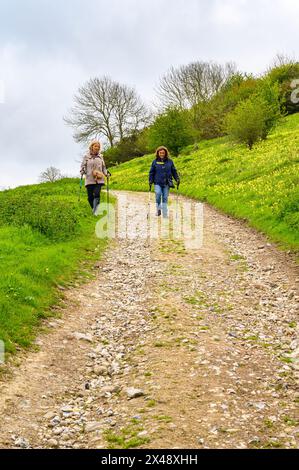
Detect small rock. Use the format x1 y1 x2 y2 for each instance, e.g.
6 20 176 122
49 416 61 428
253 402 266 411
126 388 145 399
48 438 58 448
85 422 102 433
44 411 57 420
14 437 30 449
57 285 66 291
73 332 93 343
93 366 108 376
212 336 221 342
102 385 121 394
53 427 63 436
61 406 73 413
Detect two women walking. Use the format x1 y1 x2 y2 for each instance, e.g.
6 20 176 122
149 146 180 218
80 141 180 219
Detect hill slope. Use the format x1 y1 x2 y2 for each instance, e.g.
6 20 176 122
110 114 299 250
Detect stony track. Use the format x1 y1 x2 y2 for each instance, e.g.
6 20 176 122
0 191 298 449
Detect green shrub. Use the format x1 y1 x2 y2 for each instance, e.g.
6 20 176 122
190 74 258 140
225 97 267 149
225 83 282 149
256 79 283 138
267 62 299 115
0 192 84 241
147 107 195 156
104 130 150 166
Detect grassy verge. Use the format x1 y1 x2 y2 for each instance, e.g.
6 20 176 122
0 178 112 356
109 114 299 251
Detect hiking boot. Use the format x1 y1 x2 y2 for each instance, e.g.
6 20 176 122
156 209 161 217
93 198 100 215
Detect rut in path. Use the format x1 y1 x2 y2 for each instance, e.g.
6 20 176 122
0 191 298 449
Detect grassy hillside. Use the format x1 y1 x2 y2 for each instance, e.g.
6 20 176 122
0 179 110 356
110 114 299 250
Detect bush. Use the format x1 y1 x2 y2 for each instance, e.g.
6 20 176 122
256 79 282 138
191 74 258 140
225 83 282 149
267 62 299 115
225 97 267 149
0 180 88 241
192 99 225 139
220 74 258 111
104 130 150 166
147 107 195 156
278 189 299 231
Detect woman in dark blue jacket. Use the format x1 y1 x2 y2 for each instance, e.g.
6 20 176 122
149 146 180 218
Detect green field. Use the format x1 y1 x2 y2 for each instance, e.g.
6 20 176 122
109 113 299 250
0 179 110 355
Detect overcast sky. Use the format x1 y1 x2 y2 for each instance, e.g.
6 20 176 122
0 0 298 188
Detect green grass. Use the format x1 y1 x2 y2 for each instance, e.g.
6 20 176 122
104 425 150 449
155 415 173 423
109 114 299 251
0 178 111 356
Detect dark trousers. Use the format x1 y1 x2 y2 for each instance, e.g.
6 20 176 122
86 184 103 209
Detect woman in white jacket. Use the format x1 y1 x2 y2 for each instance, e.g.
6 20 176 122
80 140 108 215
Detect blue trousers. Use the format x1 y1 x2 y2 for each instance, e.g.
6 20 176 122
154 184 169 217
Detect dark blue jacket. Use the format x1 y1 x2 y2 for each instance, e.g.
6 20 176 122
149 157 179 187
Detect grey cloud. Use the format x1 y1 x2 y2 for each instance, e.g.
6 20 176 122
0 0 298 188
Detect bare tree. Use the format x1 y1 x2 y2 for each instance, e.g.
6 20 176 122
39 167 63 183
155 66 186 109
270 53 296 69
64 76 150 147
112 82 151 140
156 61 236 109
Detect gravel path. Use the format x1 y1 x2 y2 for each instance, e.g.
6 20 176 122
0 191 298 449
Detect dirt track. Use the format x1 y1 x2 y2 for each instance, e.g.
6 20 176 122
0 191 298 449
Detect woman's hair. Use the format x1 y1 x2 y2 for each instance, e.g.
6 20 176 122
155 146 169 159
89 140 101 153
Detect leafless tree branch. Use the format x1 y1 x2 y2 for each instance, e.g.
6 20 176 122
39 167 63 183
64 76 150 147
156 61 236 109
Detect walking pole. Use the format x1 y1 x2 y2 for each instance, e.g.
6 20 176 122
106 170 111 220
78 176 83 202
176 174 180 221
147 184 152 220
